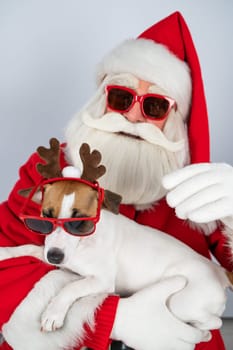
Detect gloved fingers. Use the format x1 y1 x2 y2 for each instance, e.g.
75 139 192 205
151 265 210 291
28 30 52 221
193 315 223 330
179 330 211 349
176 321 208 344
164 171 225 209
201 331 212 342
185 198 233 223
163 162 233 208
173 185 229 220
177 333 211 350
175 341 196 350
162 163 214 190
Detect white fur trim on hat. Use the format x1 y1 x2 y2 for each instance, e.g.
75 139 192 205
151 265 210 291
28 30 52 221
97 38 192 120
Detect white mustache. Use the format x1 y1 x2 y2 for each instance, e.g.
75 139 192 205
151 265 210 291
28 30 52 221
82 111 185 152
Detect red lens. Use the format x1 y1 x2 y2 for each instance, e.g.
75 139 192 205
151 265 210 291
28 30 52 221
143 96 170 119
107 87 134 111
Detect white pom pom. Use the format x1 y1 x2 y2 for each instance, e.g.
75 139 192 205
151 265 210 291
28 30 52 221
62 166 81 178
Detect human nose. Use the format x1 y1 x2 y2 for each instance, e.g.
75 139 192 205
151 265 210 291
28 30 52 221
123 101 145 123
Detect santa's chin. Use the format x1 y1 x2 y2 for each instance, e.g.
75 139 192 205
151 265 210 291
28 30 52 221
66 118 184 208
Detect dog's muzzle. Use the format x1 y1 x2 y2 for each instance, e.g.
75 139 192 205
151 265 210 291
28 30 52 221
47 247 65 265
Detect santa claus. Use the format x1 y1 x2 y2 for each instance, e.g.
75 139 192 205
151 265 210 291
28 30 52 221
0 11 233 350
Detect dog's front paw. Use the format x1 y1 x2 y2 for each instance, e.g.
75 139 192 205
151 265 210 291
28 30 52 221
40 299 67 332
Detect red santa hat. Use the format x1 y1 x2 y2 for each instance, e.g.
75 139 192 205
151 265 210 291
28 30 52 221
97 12 210 164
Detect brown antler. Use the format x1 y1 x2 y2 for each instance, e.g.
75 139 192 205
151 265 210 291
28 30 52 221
79 143 106 182
36 138 62 178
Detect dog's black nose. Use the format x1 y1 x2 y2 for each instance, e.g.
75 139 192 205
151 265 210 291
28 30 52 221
47 248 65 265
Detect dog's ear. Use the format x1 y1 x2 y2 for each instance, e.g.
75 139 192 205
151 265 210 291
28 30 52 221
18 187 43 204
102 190 122 214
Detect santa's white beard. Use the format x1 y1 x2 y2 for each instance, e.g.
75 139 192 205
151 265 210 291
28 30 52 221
65 111 189 208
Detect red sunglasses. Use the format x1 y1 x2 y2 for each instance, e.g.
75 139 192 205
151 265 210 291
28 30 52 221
19 178 104 237
105 85 177 121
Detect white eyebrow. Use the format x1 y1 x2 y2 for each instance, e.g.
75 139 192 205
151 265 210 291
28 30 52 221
59 193 75 218
106 73 139 89
148 84 168 95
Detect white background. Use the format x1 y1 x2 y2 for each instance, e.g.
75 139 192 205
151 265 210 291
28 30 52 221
0 0 233 316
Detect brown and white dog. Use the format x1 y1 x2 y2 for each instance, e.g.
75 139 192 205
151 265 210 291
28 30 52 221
0 139 232 335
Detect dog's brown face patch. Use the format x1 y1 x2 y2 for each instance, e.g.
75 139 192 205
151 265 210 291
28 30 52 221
42 181 99 218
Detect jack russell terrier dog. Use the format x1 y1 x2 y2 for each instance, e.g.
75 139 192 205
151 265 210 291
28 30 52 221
0 138 232 335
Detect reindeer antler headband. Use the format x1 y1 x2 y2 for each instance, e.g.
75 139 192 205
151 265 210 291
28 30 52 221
36 138 62 178
19 138 122 216
36 138 106 183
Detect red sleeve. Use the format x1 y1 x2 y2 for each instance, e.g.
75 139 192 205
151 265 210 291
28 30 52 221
0 149 119 350
0 257 54 326
0 151 56 328
207 228 233 271
84 296 120 350
0 152 45 247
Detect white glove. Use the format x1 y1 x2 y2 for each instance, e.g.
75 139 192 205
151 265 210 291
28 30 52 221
111 276 208 350
166 259 228 331
162 163 233 230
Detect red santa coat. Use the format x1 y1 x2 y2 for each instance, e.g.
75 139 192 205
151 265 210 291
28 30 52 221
0 144 232 350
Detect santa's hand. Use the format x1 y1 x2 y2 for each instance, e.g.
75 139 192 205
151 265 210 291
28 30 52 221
111 276 208 350
163 163 233 230
167 259 228 332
